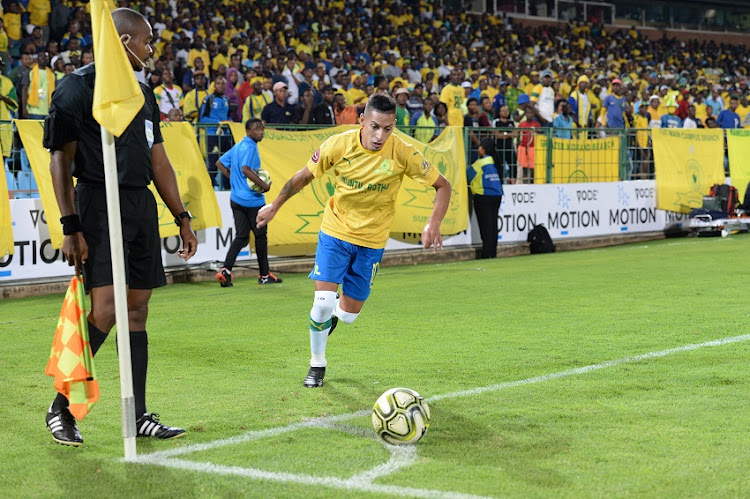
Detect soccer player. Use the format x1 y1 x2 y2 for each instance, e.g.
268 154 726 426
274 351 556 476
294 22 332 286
256 94 451 388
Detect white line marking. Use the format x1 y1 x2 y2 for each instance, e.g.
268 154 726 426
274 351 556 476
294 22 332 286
143 457 489 499
132 334 750 498
428 334 750 402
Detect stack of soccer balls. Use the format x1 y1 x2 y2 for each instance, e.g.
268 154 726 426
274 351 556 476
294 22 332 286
371 387 430 445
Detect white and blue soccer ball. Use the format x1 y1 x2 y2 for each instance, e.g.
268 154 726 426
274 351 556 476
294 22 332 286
247 169 271 192
371 387 430 445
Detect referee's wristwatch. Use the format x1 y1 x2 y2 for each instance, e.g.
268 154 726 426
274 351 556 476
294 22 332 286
174 211 193 226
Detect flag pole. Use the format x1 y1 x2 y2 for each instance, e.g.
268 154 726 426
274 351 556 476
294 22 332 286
101 126 137 460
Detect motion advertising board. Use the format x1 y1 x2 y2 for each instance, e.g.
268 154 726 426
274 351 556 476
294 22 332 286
494 180 688 243
0 181 687 282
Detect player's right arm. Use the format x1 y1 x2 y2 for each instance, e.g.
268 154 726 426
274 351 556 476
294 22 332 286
256 166 314 227
50 142 88 271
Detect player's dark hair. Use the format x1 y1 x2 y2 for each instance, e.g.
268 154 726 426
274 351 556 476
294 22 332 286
467 97 479 106
365 94 397 115
245 117 263 130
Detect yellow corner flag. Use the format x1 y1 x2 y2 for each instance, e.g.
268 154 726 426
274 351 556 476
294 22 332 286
91 0 144 137
45 276 99 420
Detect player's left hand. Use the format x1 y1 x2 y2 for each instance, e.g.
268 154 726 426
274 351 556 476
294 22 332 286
178 223 198 261
421 223 444 253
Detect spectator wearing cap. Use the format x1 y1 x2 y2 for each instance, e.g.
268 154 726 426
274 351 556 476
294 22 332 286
311 84 336 125
182 57 205 92
262 80 296 124
347 73 367 107
648 95 664 127
394 87 411 130
468 76 488 102
51 55 64 80
602 78 626 129
568 75 592 128
182 69 208 123
660 99 683 128
484 74 500 103
439 68 465 126
530 69 555 126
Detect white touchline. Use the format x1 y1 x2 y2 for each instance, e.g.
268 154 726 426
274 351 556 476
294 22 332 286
131 334 750 497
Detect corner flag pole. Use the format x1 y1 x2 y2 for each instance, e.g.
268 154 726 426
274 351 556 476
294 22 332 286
100 127 137 460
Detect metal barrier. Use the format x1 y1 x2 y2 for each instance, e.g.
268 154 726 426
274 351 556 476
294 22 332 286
3 120 735 196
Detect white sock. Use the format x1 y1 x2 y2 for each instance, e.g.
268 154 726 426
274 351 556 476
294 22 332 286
309 291 337 367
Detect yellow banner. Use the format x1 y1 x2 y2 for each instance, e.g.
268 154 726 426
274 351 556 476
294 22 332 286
227 124 468 248
15 119 65 247
534 135 620 183
652 129 725 213
727 129 750 204
0 157 12 257
148 122 222 237
16 119 221 248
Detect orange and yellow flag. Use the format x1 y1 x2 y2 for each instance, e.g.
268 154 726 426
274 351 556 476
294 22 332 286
44 276 99 420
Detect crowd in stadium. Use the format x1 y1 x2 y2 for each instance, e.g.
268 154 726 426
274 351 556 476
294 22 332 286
2 1 750 128
2 0 750 171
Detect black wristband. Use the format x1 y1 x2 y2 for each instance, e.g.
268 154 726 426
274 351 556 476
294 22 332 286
61 214 83 235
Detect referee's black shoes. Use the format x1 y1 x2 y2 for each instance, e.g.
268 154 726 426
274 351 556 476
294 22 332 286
136 413 186 439
46 407 83 447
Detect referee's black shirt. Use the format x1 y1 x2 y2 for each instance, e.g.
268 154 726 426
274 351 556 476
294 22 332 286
44 63 164 188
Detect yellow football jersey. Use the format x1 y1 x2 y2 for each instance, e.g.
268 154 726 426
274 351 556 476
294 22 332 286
306 129 440 248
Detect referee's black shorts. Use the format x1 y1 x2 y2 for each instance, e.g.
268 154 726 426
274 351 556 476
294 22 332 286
75 183 166 290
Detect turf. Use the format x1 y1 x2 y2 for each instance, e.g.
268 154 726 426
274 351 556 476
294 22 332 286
1 236 749 497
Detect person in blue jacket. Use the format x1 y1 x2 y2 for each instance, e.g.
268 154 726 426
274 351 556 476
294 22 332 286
467 137 504 259
660 100 683 129
199 74 233 188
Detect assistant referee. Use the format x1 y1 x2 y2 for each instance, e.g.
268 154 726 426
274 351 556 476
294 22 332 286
43 8 197 447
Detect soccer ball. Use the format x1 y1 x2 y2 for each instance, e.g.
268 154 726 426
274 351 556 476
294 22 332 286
371 387 430 445
247 169 271 192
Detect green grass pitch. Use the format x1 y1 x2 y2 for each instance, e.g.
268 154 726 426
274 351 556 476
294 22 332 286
1 236 749 497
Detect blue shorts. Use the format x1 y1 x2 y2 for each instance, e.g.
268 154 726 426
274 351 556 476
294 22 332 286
308 232 385 302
